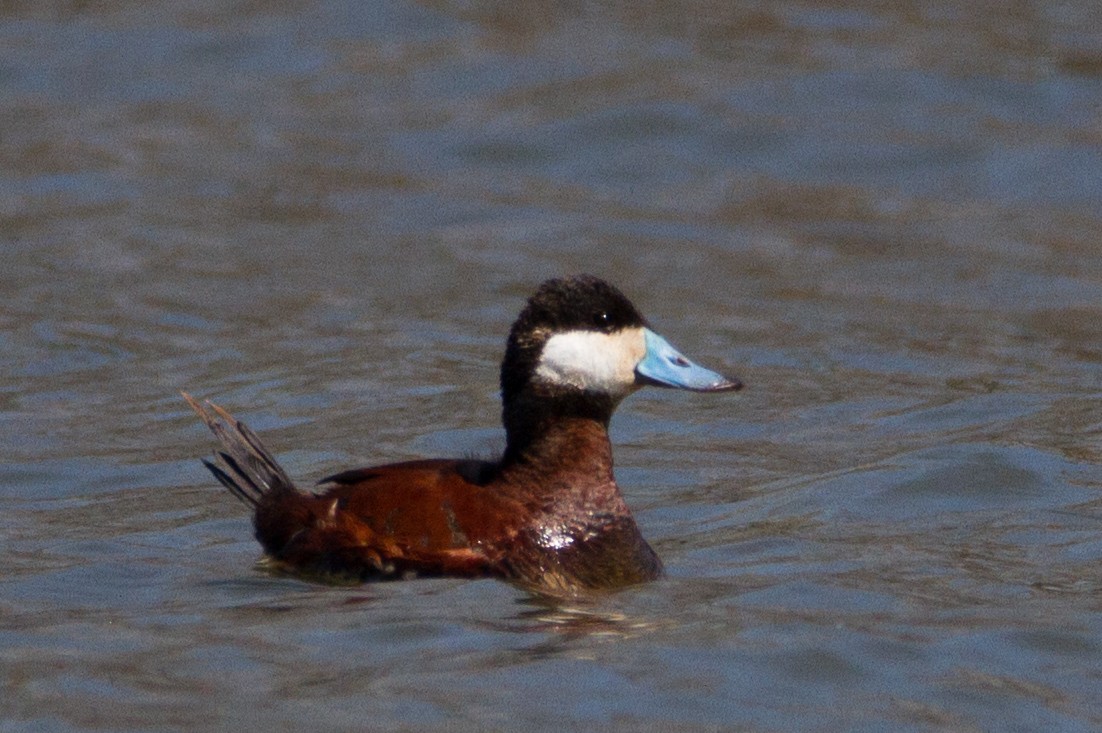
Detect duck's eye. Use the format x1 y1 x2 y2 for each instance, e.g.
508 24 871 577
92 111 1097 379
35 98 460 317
592 311 611 328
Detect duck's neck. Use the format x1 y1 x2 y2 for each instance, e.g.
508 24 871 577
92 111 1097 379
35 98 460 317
499 390 629 515
502 387 614 463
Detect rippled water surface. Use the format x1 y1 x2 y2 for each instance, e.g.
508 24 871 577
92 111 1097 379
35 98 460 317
3 1 1102 730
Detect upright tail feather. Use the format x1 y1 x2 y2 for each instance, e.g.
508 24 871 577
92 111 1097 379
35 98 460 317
182 392 297 507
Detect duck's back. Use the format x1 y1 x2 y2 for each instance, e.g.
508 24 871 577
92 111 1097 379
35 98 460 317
253 459 523 582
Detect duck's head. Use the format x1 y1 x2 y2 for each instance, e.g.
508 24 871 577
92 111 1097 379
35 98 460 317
500 275 742 441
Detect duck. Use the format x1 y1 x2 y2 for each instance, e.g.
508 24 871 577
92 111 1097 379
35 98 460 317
184 275 742 595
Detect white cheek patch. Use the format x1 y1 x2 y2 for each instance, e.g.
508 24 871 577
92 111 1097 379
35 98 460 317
534 327 647 399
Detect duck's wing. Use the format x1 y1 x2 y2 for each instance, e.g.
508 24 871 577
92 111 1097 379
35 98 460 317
252 459 523 582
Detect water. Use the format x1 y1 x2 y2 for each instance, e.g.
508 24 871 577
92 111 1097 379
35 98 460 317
3 1 1102 730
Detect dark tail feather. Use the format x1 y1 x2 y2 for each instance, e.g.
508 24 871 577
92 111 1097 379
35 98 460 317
183 392 297 507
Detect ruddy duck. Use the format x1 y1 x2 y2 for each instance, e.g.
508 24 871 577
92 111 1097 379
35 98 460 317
185 275 741 594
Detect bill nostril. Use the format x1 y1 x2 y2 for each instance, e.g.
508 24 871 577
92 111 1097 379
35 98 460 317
671 356 689 367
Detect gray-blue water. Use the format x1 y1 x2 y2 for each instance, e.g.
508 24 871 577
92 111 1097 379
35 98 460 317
3 2 1102 730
